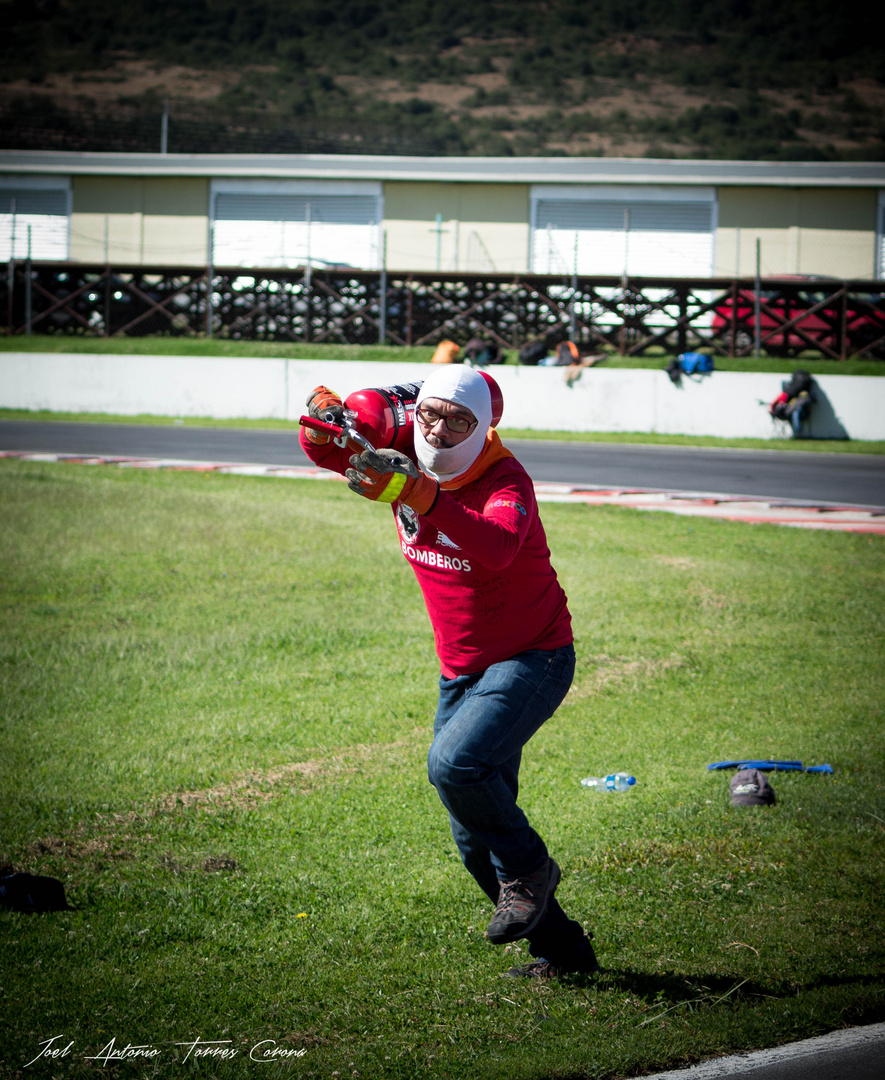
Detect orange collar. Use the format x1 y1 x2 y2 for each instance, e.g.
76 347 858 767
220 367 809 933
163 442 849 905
438 429 514 491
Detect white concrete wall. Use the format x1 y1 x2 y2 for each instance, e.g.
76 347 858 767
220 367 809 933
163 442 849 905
1 352 882 441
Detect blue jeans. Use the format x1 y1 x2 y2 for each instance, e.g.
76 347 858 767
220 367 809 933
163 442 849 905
428 644 593 967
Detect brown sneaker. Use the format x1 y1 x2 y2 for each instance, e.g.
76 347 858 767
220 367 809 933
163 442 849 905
485 858 561 944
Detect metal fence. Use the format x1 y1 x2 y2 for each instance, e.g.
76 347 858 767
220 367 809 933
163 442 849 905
3 261 884 359
0 91 448 157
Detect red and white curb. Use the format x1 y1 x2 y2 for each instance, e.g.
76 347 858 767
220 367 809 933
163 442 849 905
0 451 333 481
533 482 885 534
3 451 884 535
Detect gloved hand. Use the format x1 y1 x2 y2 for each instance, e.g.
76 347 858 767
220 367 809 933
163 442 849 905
304 385 345 444
345 448 439 514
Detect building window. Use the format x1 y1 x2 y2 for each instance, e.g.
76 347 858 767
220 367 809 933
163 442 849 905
0 179 70 260
210 181 383 270
530 185 716 277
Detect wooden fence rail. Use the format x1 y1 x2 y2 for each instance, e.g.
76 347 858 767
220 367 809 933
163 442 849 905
3 262 884 359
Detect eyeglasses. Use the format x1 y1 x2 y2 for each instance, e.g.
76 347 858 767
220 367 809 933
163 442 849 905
415 406 477 433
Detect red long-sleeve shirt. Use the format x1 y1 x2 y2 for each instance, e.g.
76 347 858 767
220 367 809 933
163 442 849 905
300 430 572 677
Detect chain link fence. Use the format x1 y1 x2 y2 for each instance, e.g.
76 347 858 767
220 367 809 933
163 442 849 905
0 91 452 157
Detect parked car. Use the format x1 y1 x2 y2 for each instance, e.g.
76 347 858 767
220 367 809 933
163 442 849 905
712 277 885 358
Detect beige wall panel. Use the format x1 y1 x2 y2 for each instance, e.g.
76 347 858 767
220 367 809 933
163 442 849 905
455 221 530 273
718 185 874 231
71 213 145 263
72 176 208 216
384 182 529 224
795 229 877 278
715 227 794 277
797 188 875 231
384 219 530 272
716 186 876 277
797 189 876 277
719 186 799 229
383 181 530 271
141 178 208 217
384 219 439 271
72 176 144 215
71 177 209 263
142 216 208 264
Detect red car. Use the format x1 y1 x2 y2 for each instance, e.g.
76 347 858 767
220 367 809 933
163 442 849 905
712 278 885 359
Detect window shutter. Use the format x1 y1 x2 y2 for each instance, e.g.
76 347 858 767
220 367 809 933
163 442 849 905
214 194 378 226
0 186 69 259
535 199 712 233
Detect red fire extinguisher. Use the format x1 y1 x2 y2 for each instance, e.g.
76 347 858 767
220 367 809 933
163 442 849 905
303 374 504 453
342 382 423 453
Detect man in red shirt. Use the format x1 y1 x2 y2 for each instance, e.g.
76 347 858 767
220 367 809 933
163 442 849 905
300 366 598 978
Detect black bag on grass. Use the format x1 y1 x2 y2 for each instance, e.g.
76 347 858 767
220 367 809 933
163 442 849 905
464 338 503 365
518 340 549 366
0 872 70 912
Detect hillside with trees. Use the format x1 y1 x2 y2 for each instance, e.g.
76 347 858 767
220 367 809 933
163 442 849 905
1 0 882 159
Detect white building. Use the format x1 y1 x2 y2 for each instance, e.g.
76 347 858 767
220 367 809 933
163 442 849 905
1 151 883 279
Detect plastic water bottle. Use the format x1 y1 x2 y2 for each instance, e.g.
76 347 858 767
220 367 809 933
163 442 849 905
581 773 636 792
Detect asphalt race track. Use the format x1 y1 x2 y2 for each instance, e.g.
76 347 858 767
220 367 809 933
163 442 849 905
507 438 885 508
1 420 883 510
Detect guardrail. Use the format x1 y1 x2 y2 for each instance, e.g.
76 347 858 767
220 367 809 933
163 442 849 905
2 262 884 359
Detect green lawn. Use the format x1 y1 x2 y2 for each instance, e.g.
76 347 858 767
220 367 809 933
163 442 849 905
1 460 884 1079
1 334 883 377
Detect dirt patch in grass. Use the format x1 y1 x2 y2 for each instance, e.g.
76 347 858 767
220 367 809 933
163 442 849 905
26 836 134 861
570 653 689 698
153 732 425 815
654 555 697 571
688 582 734 613
576 834 772 872
13 733 427 873
201 855 240 873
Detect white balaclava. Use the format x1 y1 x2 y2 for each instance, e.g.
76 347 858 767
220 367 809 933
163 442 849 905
414 366 493 481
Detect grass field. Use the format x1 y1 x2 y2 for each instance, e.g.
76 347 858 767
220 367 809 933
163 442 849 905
2 458 884 1079
1 334 883 378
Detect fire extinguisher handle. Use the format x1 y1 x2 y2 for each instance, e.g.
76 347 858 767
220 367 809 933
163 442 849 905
340 428 376 453
299 415 377 454
300 415 344 438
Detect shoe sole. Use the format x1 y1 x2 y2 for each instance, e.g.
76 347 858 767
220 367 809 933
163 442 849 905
503 960 602 979
486 858 562 944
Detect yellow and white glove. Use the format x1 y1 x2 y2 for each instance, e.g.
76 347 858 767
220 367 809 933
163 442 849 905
345 449 438 514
